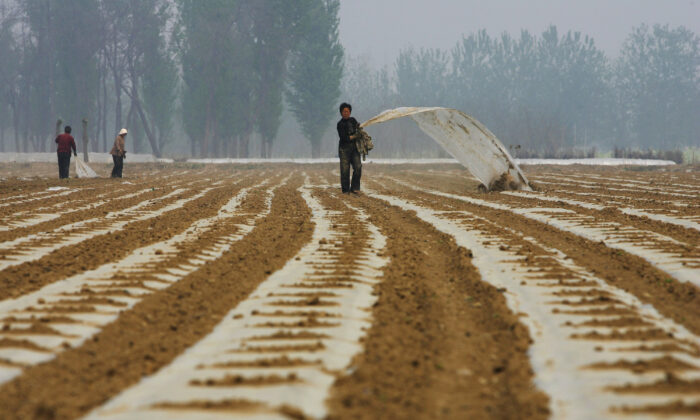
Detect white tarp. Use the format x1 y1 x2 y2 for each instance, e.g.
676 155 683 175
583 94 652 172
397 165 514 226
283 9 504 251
362 107 532 190
75 156 99 178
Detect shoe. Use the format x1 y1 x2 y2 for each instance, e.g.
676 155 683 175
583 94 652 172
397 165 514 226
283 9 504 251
350 190 361 195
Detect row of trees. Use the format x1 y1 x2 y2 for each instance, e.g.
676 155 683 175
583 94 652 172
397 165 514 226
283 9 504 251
0 2 697 158
342 24 700 157
0 0 343 157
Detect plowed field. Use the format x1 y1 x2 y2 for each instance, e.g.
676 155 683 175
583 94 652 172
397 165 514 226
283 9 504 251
0 162 698 420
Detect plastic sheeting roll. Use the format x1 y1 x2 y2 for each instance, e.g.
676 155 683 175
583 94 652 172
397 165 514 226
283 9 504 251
75 156 98 178
362 107 531 191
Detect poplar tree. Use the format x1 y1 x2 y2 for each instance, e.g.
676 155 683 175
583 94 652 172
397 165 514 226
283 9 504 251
286 0 343 158
615 24 700 149
249 0 315 158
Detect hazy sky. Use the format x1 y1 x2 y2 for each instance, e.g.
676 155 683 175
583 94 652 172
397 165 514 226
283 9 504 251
339 0 700 67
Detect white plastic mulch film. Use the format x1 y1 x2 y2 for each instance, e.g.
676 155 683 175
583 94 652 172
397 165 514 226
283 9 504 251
75 156 98 178
362 107 531 191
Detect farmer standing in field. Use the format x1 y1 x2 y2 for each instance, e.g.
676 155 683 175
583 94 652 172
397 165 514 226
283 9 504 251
110 128 127 178
337 102 362 194
55 125 77 179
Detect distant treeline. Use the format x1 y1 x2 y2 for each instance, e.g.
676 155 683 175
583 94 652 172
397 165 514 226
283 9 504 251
0 0 343 158
612 148 684 164
342 25 700 158
507 146 684 164
511 146 597 160
0 1 698 158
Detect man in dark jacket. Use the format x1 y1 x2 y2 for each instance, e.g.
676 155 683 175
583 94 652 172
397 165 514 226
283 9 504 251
55 126 77 179
337 102 361 194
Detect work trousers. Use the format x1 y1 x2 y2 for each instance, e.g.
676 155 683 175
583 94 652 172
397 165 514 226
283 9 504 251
111 155 123 178
339 142 362 193
57 152 71 179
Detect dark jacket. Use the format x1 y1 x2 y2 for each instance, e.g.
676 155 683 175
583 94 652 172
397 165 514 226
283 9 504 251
337 117 359 145
55 134 77 154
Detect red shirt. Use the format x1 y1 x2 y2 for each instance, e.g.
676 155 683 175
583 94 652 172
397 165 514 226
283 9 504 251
55 134 77 154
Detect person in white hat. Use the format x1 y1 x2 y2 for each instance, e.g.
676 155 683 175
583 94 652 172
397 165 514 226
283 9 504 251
110 128 128 178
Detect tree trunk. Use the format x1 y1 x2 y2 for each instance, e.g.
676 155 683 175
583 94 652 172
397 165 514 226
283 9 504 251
95 94 101 153
54 119 62 153
211 125 218 158
266 139 273 158
201 115 211 157
211 133 218 157
157 129 166 155
45 1 55 155
82 119 89 162
132 96 161 157
125 103 136 153
229 136 238 158
31 135 41 152
240 130 250 158
200 92 215 157
114 72 123 134
94 58 102 152
311 138 321 159
102 65 108 152
22 126 28 152
12 101 20 152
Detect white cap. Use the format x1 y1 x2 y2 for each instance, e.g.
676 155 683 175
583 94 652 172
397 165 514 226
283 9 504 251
119 128 128 135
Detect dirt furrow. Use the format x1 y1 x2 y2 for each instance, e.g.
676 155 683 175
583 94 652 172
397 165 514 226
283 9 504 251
539 171 700 191
0 187 78 211
398 167 699 210
368 177 700 335
0 176 255 301
0 175 214 246
0 176 224 270
0 185 171 240
0 163 696 419
0 174 312 420
428 169 700 241
501 190 700 237
381 174 699 286
0 183 198 250
84 178 386 419
529 180 696 205
0 178 282 385
390 168 700 229
0 173 143 203
324 181 549 419
0 172 179 217
366 187 700 418
0 176 177 232
531 176 699 201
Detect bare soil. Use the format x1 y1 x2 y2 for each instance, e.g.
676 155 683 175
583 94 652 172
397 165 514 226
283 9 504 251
0 163 697 419
0 173 312 420
324 183 549 420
